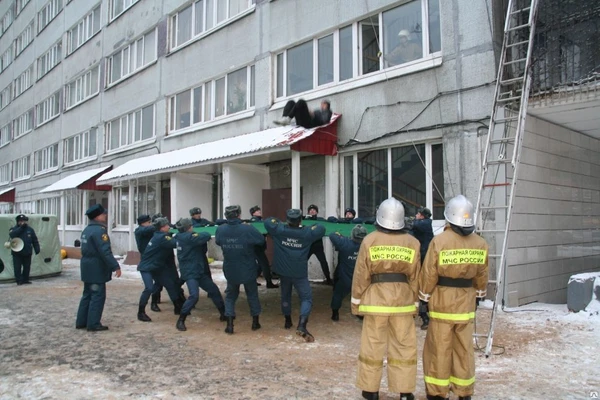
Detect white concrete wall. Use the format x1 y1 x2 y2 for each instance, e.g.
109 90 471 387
170 172 213 223
506 116 600 305
222 163 269 220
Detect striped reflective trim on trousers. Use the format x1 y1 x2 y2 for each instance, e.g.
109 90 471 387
358 354 383 367
429 311 475 321
387 357 417 366
424 375 475 387
358 304 417 314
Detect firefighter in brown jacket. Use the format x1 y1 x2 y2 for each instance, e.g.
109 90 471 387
420 195 489 400
351 198 420 400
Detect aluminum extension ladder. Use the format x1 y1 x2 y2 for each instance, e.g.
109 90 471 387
473 0 540 357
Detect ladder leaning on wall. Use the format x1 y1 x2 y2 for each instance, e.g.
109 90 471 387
473 0 540 357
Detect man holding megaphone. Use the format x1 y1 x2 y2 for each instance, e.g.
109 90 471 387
8 214 40 285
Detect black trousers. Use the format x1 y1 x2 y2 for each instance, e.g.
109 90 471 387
13 254 31 284
255 246 274 283
308 240 331 281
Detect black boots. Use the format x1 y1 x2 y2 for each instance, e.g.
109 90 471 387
174 298 184 315
420 312 430 330
151 293 161 312
176 314 188 331
252 315 261 331
361 391 379 400
296 316 314 342
426 396 447 400
331 309 339 321
458 397 472 400
219 306 227 321
225 317 234 334
266 281 279 289
401 393 415 400
137 305 152 322
284 315 293 329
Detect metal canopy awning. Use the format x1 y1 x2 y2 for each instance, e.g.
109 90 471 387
97 114 340 185
40 165 113 193
0 187 15 202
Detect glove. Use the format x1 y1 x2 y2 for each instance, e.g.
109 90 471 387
326 216 338 223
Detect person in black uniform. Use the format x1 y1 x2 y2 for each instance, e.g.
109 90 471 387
135 214 162 312
327 207 364 224
136 218 183 322
304 204 332 285
76 205 121 331
175 218 226 331
249 205 278 289
412 207 434 330
216 205 266 334
329 225 367 321
9 214 40 285
265 209 326 342
190 207 213 278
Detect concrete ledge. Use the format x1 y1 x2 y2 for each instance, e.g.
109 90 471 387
567 271 600 312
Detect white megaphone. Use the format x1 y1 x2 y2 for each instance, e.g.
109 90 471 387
3 238 24 252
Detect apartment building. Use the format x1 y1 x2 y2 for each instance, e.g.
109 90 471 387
3 0 595 305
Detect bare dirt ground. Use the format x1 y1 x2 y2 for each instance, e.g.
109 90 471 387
0 260 598 400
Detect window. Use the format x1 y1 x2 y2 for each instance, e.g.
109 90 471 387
13 109 34 139
343 142 444 219
14 20 34 57
1 8 14 36
109 0 139 21
64 128 97 164
0 84 11 110
106 28 156 86
170 0 255 49
0 46 12 72
36 91 61 126
66 4 101 55
0 163 10 184
0 124 9 147
65 190 83 226
275 0 440 97
36 197 59 219
12 155 31 180
65 64 100 109
13 65 33 98
114 186 129 226
38 0 63 33
134 181 158 217
16 0 31 15
0 203 13 213
37 41 62 79
15 201 35 214
106 104 154 151
169 65 254 132
34 143 59 173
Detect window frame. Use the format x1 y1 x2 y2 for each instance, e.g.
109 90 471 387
38 0 63 34
0 162 10 184
37 40 62 80
1 8 14 37
64 64 100 110
13 19 35 58
274 0 441 99
0 123 10 147
0 83 11 110
13 64 34 98
36 91 61 127
168 64 255 133
63 128 97 166
109 0 139 22
12 154 31 181
66 3 101 55
12 108 34 139
105 27 157 87
64 190 83 227
34 143 59 174
105 103 155 152
340 141 444 220
16 0 31 16
0 46 13 73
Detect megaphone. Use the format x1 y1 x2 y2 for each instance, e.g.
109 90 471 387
3 238 24 252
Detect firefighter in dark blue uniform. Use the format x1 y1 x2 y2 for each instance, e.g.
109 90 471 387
75 205 121 331
175 218 226 331
136 218 183 322
412 207 434 330
134 214 163 312
304 204 333 285
190 207 213 278
249 205 278 289
216 205 265 334
265 209 326 342
329 225 367 321
8 214 40 285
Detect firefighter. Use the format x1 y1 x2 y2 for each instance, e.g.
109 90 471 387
216 205 266 334
329 225 367 321
352 198 420 400
135 214 162 312
265 209 325 342
420 195 489 400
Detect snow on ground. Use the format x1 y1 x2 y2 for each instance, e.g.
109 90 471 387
0 259 599 399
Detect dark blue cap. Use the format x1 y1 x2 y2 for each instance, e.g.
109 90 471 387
137 214 151 225
286 209 302 224
85 204 106 220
